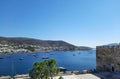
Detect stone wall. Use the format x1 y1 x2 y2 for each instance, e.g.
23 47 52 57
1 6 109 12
96 46 120 72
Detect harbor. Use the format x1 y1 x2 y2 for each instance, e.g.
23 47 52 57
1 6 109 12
0 51 96 77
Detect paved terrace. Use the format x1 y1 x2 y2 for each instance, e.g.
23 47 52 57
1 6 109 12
53 74 101 79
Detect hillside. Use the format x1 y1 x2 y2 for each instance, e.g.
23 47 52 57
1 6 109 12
0 37 92 53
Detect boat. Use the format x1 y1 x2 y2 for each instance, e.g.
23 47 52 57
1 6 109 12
59 67 67 71
33 54 39 57
19 58 24 60
50 53 54 55
42 56 49 59
0 57 4 59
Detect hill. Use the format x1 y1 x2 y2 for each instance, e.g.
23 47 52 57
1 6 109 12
103 43 119 46
0 37 92 53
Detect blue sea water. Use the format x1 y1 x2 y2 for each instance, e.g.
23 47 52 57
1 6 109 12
0 50 96 76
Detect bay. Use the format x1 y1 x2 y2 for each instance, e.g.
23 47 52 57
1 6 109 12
0 50 96 76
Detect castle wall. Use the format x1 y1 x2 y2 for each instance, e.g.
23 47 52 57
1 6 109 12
96 46 120 72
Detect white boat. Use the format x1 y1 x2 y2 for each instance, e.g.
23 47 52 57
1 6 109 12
59 67 67 71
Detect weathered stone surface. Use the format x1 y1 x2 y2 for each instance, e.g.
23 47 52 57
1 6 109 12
96 45 120 72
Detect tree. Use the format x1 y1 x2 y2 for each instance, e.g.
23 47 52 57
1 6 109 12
26 46 35 52
29 59 60 79
47 59 59 79
29 62 46 79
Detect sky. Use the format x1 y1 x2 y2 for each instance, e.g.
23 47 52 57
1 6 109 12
0 0 120 47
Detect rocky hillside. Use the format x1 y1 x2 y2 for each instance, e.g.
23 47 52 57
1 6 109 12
0 37 92 53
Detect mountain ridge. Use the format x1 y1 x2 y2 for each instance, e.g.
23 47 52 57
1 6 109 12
103 43 120 46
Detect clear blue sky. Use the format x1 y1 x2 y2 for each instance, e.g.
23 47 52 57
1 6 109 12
0 0 120 47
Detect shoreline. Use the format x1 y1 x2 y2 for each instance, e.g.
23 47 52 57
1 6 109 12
0 49 93 54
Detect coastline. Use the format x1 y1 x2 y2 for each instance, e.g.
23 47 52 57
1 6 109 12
0 49 93 54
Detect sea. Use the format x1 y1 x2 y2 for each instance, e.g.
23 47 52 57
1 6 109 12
0 50 96 76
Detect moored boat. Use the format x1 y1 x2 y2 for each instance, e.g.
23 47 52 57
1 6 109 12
0 57 4 59
33 54 39 57
59 67 67 71
19 58 24 60
42 56 49 59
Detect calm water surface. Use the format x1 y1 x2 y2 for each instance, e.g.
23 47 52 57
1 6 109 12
0 50 96 76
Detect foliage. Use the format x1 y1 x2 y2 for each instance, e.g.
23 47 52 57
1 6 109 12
26 46 35 52
29 59 60 79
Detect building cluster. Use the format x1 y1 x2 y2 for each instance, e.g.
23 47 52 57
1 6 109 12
0 44 29 53
0 43 73 53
